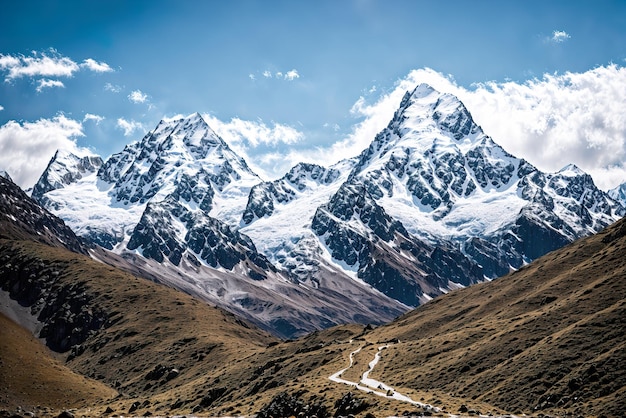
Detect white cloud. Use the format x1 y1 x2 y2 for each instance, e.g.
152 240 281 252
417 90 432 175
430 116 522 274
83 113 104 124
0 54 20 70
81 58 113 73
203 114 303 148
0 114 90 188
128 89 148 103
36 78 65 92
0 105 4 111
284 69 300 81
116 118 144 136
249 68 301 82
104 82 122 93
345 66 626 190
0 50 79 81
550 30 571 43
0 50 113 91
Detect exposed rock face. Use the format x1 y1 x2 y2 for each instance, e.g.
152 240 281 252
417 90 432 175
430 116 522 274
312 182 483 306
127 196 275 276
256 392 329 418
0 175 86 254
0 247 107 352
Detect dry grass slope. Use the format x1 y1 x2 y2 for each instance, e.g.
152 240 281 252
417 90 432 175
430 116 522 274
0 312 117 414
0 238 278 416
363 216 626 417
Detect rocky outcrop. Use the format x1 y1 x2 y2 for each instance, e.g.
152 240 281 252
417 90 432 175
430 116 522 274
0 246 107 352
257 392 330 418
312 181 483 306
0 175 86 254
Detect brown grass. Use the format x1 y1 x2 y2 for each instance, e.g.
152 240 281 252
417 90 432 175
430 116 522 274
0 312 116 415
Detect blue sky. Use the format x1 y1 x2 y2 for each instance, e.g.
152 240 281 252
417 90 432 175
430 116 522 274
1 0 626 190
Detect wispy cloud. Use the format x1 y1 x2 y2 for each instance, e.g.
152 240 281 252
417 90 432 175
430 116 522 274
116 118 144 136
80 58 113 73
0 49 113 82
0 114 89 188
249 68 301 81
83 113 104 124
548 30 571 43
323 122 340 131
36 78 65 92
128 89 148 103
104 82 122 93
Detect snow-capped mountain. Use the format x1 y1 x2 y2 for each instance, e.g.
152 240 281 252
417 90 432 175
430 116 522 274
340 84 623 278
32 113 407 338
0 170 13 182
243 84 623 305
609 182 626 207
31 150 103 203
32 87 624 336
240 160 356 279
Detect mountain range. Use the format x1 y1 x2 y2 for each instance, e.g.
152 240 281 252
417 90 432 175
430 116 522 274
28 84 625 338
1 170 624 417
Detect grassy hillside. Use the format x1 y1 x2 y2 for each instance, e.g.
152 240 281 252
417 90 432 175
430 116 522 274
0 238 279 416
0 312 116 415
360 216 626 416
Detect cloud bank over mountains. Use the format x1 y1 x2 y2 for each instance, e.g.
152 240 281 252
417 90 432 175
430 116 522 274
1 64 625 191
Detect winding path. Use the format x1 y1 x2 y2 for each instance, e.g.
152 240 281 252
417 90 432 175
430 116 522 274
329 342 439 413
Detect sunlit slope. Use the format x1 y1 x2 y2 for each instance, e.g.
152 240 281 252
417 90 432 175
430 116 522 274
363 216 626 416
0 312 117 413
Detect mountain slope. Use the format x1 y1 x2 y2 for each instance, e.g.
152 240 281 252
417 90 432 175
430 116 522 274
240 159 356 278
359 215 626 417
0 175 279 415
609 181 626 207
0 312 116 413
0 175 86 254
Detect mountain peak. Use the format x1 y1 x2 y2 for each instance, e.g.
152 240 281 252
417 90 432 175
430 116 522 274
557 163 585 177
410 82 437 98
31 149 103 201
0 169 12 182
394 84 483 144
